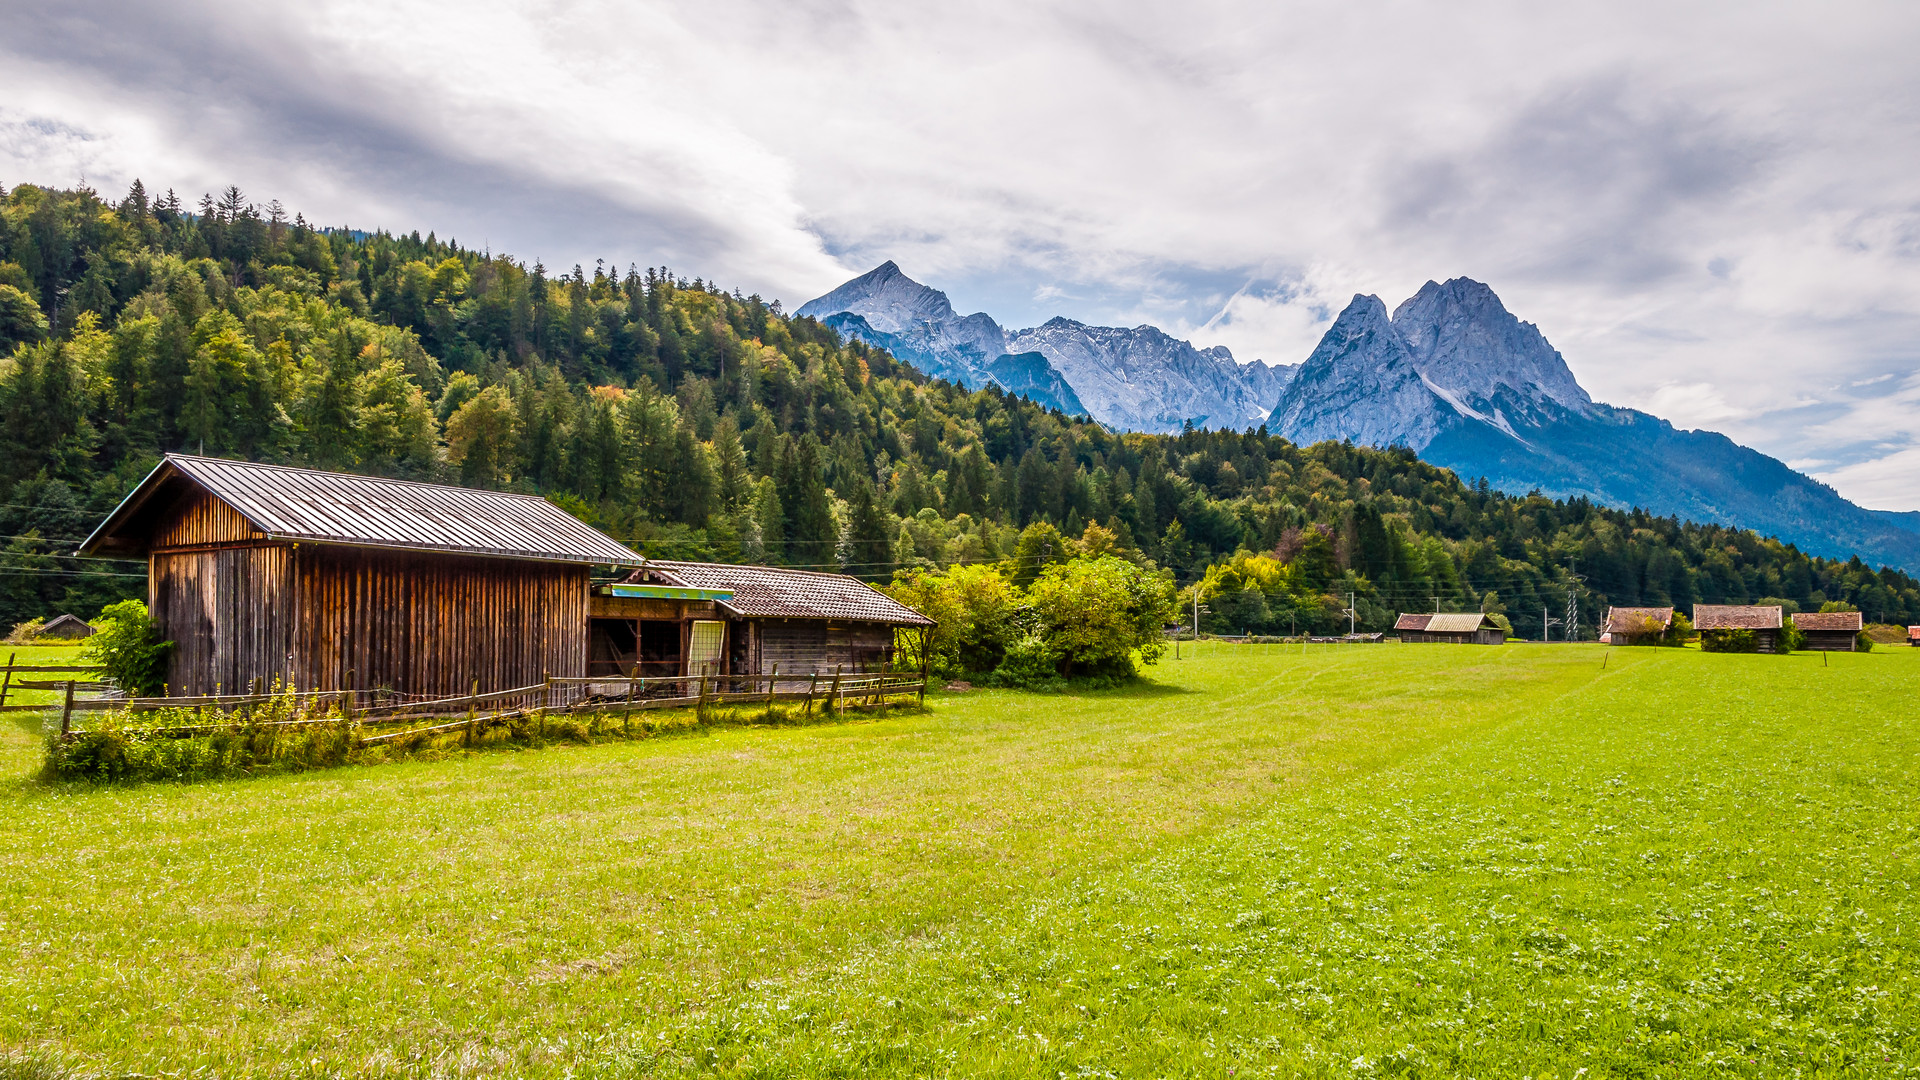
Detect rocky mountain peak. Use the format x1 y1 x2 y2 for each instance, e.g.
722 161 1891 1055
1390 277 1592 417
797 261 959 334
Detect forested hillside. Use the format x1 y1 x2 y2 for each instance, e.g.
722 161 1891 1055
3 181 1917 636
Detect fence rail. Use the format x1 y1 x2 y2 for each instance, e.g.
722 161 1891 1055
16 660 927 746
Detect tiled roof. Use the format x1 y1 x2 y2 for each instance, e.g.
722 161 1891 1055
1605 607 1674 634
1394 613 1432 631
637 561 934 626
1693 604 1783 630
83 455 644 565
1792 611 1863 632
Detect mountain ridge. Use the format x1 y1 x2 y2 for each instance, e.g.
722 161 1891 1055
1266 279 1920 571
800 264 1295 432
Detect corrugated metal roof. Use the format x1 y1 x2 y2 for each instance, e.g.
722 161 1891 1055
1792 611 1862 632
1426 612 1493 633
1693 604 1783 630
1605 607 1674 633
637 561 934 626
83 454 644 565
1394 612 1496 633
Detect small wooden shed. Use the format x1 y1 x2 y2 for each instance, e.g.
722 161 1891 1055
1603 607 1674 646
1394 612 1507 645
1692 605 1784 653
1910 626 1920 647
593 561 934 678
1792 611 1862 652
80 454 644 697
37 614 95 640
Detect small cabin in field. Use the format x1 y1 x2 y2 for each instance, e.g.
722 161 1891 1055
80 454 645 697
1792 611 1863 652
1910 626 1920 647
594 561 934 678
1692 605 1785 653
37 614 95 640
1602 606 1674 646
1394 612 1507 645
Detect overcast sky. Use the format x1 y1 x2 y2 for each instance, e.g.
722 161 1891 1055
5 0 1919 508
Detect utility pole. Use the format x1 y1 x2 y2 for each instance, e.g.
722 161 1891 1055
1566 584 1579 642
1344 591 1357 636
1432 596 1440 613
1542 604 1562 642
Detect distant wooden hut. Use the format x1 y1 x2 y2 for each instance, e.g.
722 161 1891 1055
1602 606 1674 646
1793 611 1863 652
595 561 934 678
1394 612 1507 644
80 454 644 697
1909 626 1920 647
1692 605 1784 653
37 614 94 640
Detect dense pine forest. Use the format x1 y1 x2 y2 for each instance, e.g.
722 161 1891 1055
3 180 1917 637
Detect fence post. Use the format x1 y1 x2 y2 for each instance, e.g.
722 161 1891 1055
805 671 819 716
0 650 14 710
828 665 844 717
467 678 479 741
60 679 75 736
765 663 779 711
919 627 931 706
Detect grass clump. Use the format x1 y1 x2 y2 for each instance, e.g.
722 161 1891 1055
41 692 896 784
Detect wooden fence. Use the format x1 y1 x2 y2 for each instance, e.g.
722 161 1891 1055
3 655 926 747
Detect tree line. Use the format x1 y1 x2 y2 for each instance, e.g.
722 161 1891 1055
3 180 1917 638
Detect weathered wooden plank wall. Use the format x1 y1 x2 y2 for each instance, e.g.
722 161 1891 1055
290 546 587 696
152 545 295 695
755 620 893 674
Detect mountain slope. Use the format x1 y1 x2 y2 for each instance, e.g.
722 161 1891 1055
1267 279 1920 571
801 264 1293 432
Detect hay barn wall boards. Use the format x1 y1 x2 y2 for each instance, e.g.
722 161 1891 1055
81 455 642 697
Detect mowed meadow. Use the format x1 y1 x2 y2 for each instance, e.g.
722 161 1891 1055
1 644 1916 1078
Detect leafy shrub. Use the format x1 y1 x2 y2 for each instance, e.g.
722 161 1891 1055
987 634 1067 692
1023 555 1176 679
886 563 1026 678
1864 623 1907 645
5 617 43 645
1663 610 1695 646
1484 612 1514 635
1700 628 1758 653
1780 619 1806 653
82 600 172 696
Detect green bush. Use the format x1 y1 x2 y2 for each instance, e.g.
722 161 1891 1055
1023 555 1177 680
885 563 1025 678
1699 628 1758 653
1662 610 1695 646
82 600 173 696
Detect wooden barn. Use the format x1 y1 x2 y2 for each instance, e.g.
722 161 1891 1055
37 614 95 640
1602 606 1674 646
592 561 934 678
1910 626 1920 647
80 454 644 697
1394 612 1507 645
1692 605 1785 653
1792 610 1863 652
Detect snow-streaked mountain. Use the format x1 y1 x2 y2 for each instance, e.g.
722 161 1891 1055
1266 279 1920 571
800 263 1294 432
1004 319 1293 432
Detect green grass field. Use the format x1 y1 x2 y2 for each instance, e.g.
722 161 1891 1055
2 643 1915 1078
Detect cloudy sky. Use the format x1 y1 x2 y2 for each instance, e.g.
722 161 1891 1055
6 0 1919 508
